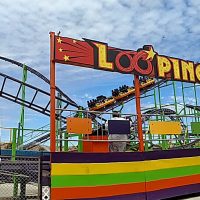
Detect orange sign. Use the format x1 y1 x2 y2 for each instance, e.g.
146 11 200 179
67 117 92 134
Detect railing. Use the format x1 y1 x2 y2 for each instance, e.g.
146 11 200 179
56 109 200 152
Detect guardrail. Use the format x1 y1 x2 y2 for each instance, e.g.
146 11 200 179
56 109 200 152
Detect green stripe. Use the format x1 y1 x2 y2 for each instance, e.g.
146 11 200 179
51 165 200 188
52 171 145 188
146 164 200 182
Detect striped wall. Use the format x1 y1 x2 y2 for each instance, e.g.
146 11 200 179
51 149 200 200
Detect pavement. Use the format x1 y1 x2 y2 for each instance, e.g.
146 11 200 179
0 183 38 198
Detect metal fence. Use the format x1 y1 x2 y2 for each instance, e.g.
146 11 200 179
0 156 41 200
56 109 200 152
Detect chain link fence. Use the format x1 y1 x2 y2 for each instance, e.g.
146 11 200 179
0 156 41 200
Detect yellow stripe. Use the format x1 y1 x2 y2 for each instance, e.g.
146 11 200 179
51 156 200 175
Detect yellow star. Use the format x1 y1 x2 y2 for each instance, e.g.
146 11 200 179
73 39 77 43
144 47 156 60
57 37 62 44
63 55 70 61
59 48 63 52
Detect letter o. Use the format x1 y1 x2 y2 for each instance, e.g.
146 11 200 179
115 52 134 73
132 51 153 75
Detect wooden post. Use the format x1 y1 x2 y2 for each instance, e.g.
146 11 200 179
50 32 56 152
134 74 144 152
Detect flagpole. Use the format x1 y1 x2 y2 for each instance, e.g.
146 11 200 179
134 74 144 152
50 32 56 152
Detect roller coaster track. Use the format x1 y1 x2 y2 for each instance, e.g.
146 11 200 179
0 56 77 106
0 56 171 148
0 56 79 123
171 138 200 149
130 108 186 137
105 79 167 112
133 108 200 149
88 79 167 112
142 108 186 128
22 84 200 149
23 80 168 149
185 104 200 112
0 56 103 149
23 133 50 150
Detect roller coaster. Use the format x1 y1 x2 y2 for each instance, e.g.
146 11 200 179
0 57 154 144
0 56 78 121
0 56 200 151
87 78 161 112
0 57 164 150
88 78 155 111
1 33 200 200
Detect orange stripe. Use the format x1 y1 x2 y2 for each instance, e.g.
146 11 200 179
51 182 145 199
51 174 200 199
147 174 200 191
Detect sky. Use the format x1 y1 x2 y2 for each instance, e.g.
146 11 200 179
0 0 200 142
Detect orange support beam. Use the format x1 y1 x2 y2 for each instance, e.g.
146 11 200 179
50 32 56 152
134 74 144 152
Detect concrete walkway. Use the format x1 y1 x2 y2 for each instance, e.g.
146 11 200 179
0 183 38 198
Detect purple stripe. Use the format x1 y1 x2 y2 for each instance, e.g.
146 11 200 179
76 193 146 200
51 149 200 163
143 148 200 161
51 152 143 163
147 183 200 200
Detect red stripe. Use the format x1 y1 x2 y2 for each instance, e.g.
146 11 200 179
51 182 145 199
51 174 200 199
146 174 200 191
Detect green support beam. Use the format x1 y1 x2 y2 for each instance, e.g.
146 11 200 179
18 64 27 148
12 128 18 197
56 93 62 151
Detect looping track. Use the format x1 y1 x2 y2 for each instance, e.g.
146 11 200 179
0 56 78 122
1 56 198 149
0 56 77 106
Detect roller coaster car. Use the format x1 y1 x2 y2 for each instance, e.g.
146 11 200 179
96 95 107 101
87 99 97 108
88 95 107 108
89 79 155 110
139 76 148 83
112 89 119 97
119 85 129 93
89 97 115 111
115 87 135 100
140 78 155 88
